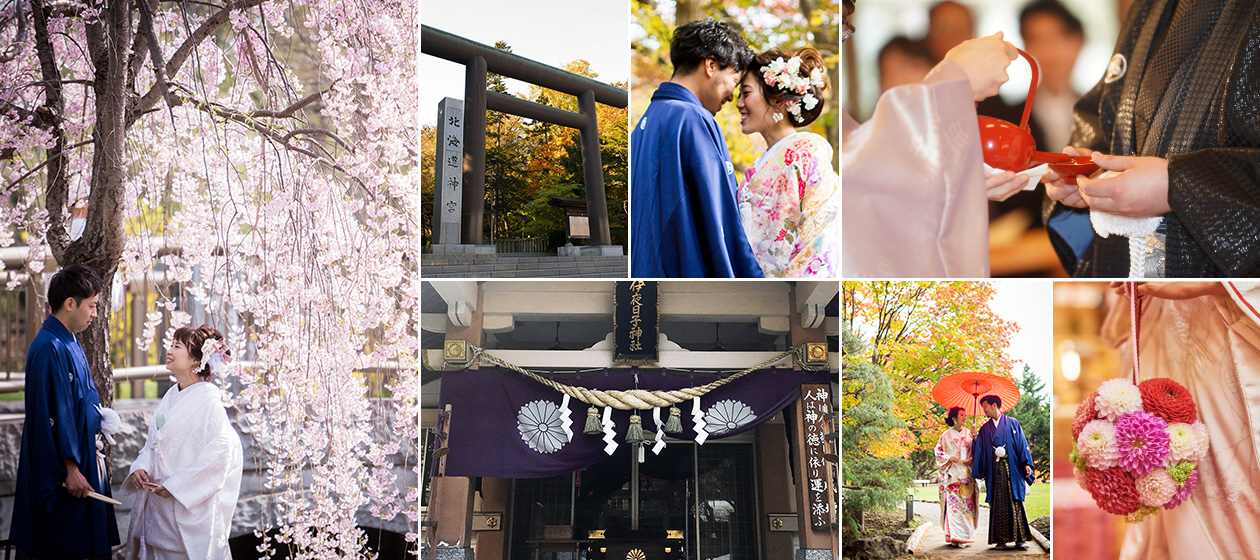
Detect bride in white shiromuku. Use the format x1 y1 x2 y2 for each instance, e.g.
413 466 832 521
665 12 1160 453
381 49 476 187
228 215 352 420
734 47 838 278
123 325 244 560
936 406 979 546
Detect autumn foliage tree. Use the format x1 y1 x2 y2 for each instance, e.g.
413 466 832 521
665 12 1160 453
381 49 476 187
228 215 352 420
842 281 1019 499
841 328 913 535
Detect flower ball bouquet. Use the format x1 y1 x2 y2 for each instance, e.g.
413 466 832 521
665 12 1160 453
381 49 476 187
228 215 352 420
1070 377 1208 523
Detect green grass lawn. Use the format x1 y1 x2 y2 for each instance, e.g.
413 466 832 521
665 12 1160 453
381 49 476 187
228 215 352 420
911 481 1050 520
1023 481 1051 520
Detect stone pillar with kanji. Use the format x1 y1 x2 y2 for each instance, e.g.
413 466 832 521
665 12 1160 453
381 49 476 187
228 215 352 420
432 97 464 248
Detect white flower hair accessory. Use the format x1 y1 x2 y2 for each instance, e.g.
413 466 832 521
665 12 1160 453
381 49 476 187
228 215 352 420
760 55 828 123
199 337 233 377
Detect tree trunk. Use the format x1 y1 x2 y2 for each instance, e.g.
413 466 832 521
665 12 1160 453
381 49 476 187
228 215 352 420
81 277 116 409
71 0 132 412
37 0 133 416
676 0 703 24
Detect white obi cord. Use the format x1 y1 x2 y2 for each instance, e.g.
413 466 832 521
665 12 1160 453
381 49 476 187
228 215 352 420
1088 172 1164 278
994 445 1007 458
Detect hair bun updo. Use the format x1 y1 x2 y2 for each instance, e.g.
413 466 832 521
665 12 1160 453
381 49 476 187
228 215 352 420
748 47 831 127
172 324 230 379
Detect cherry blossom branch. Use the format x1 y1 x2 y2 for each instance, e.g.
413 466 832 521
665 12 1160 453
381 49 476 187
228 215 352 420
248 90 324 119
126 0 158 94
136 0 178 113
83 10 108 102
0 100 40 126
160 0 228 9
4 139 93 191
281 128 353 152
234 12 299 101
134 0 268 116
0 0 27 63
168 87 374 198
30 0 72 259
17 79 96 89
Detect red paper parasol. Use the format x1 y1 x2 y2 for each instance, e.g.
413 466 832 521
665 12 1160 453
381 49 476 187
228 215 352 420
932 371 1021 430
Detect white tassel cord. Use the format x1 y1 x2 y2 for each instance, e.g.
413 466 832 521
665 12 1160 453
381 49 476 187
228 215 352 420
1088 172 1162 279
1128 236 1146 279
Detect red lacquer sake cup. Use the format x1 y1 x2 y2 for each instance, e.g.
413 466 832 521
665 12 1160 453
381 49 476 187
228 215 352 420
978 48 1097 180
1047 155 1101 185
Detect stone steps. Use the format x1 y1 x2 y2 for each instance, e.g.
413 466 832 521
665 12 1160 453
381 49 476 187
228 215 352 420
421 254 628 278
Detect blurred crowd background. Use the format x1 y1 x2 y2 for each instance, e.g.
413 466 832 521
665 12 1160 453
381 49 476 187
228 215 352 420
843 0 1136 277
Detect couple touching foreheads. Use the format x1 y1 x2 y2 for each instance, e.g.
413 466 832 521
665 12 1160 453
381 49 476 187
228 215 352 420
631 19 838 278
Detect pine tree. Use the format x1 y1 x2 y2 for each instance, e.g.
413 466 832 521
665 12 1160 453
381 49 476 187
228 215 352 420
842 329 915 535
1008 364 1051 480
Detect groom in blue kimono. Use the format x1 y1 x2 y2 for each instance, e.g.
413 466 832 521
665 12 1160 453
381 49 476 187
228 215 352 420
971 394 1035 550
630 18 764 278
10 265 119 559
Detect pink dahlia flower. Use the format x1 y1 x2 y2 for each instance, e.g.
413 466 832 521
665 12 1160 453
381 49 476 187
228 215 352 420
1116 411 1171 476
1135 469 1177 507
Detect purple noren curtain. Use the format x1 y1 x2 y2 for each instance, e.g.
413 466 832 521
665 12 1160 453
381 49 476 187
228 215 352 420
435 367 831 478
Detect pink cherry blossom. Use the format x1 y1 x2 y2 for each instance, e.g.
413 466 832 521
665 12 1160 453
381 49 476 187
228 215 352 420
2 1 419 556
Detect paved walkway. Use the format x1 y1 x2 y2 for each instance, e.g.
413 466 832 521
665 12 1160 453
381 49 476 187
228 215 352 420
912 500 1048 558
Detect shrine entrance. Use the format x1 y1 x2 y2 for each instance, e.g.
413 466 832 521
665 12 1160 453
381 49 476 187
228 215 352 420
421 281 841 560
510 435 759 560
422 25 628 253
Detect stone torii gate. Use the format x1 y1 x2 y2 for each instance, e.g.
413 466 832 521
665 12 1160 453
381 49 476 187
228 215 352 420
423 26 628 253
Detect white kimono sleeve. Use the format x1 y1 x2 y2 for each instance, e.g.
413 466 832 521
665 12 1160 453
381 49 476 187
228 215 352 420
842 60 990 278
160 406 243 511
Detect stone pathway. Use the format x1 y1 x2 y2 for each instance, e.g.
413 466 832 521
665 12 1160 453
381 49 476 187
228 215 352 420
912 500 1048 558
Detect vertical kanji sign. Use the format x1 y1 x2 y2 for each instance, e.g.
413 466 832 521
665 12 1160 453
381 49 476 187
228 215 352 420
614 281 658 362
802 383 833 528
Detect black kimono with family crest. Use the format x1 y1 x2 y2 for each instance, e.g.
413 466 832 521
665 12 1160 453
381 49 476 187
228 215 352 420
1047 0 1260 277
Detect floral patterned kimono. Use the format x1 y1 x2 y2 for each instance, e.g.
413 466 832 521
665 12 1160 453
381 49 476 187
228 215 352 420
936 426 979 544
738 131 838 277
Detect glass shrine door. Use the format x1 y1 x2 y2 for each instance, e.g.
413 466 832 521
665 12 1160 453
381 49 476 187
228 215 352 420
512 438 759 560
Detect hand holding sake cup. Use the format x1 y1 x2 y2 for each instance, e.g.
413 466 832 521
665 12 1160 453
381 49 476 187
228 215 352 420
1044 146 1095 208
978 47 1100 185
